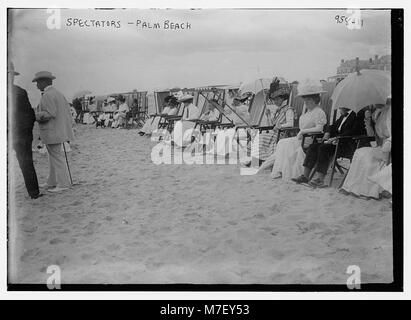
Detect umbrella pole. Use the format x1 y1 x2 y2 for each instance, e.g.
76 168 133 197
257 78 268 126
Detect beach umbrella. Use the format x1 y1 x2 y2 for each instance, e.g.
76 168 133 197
72 90 92 100
239 78 272 95
331 69 391 113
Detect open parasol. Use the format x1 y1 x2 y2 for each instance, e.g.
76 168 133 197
330 69 391 113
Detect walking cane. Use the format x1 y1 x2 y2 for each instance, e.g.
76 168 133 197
62 142 73 185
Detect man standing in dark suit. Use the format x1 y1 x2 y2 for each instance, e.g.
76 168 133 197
292 106 364 187
8 62 41 199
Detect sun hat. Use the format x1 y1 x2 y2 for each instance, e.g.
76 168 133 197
8 62 19 75
178 94 194 102
32 71 56 82
297 79 326 97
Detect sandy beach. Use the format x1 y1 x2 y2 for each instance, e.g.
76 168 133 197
8 124 393 284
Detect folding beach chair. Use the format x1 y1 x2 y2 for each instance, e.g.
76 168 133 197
301 108 374 187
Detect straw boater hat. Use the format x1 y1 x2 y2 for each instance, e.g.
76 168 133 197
8 62 20 75
32 71 56 82
297 80 326 97
178 94 194 102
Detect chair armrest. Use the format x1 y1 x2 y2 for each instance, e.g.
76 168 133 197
258 126 274 132
164 115 183 121
197 120 220 125
351 135 376 142
302 131 324 138
278 126 300 133
217 123 235 129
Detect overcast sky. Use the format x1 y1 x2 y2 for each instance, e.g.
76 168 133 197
9 8 391 105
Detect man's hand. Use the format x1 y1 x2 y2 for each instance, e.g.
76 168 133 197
321 132 331 142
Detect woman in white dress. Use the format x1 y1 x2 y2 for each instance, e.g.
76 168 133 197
340 96 391 199
172 94 200 146
259 81 327 181
139 95 174 135
113 96 130 128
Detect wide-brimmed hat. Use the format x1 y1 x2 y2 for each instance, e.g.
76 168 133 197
32 71 56 82
8 62 19 75
178 94 194 102
297 80 326 97
234 92 251 102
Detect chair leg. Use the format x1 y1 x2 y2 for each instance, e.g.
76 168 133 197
328 143 339 187
309 165 317 180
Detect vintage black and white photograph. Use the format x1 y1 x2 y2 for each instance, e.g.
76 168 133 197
5 6 402 290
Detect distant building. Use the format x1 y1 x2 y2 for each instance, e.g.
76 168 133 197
328 55 391 82
337 55 391 75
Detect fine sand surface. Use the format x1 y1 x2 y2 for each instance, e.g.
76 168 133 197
8 125 393 284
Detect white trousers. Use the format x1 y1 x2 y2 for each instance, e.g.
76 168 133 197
46 143 72 188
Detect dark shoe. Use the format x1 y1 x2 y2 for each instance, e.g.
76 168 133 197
292 175 309 184
309 178 325 188
30 193 43 199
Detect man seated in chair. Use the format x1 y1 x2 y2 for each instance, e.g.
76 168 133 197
292 106 365 187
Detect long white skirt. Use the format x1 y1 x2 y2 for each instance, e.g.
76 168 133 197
258 136 305 180
342 147 387 198
369 164 392 194
141 116 161 135
173 120 197 147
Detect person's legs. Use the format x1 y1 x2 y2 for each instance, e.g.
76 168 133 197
302 143 320 177
47 144 71 188
45 144 57 186
13 133 40 198
314 143 336 181
292 143 320 183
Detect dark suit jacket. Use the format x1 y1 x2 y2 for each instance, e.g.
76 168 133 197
326 110 365 156
10 85 35 139
328 111 357 138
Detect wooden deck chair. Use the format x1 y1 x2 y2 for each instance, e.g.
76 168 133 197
192 90 238 142
158 102 185 132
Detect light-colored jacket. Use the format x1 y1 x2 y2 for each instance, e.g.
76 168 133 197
36 86 74 144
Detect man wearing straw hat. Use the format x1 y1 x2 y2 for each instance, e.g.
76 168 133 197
8 62 41 199
33 71 74 193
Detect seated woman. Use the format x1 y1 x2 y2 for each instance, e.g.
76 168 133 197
231 94 251 125
200 99 220 122
172 94 200 146
113 96 130 128
213 94 251 156
368 163 392 199
259 81 327 180
139 95 173 136
340 95 391 199
248 85 294 166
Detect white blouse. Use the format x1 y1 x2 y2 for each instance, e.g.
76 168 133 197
299 106 327 132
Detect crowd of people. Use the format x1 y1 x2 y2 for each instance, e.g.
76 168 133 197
137 78 392 201
8 60 392 202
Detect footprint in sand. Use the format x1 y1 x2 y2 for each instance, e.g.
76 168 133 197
20 248 40 262
49 238 64 245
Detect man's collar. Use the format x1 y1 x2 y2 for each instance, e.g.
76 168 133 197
43 85 53 92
